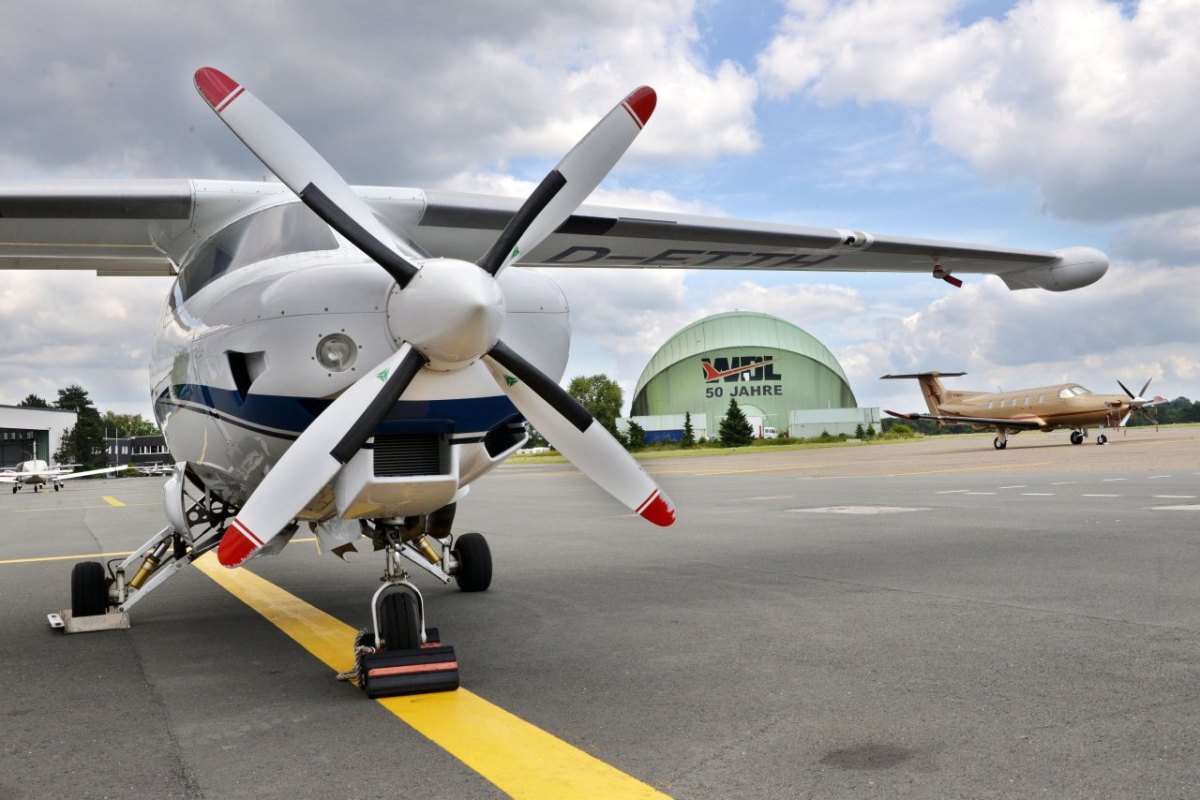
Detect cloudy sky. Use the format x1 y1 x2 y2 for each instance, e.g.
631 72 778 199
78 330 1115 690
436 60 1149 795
2 0 1198 420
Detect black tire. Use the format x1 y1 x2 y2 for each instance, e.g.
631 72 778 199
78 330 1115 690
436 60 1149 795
54 483 61 492
1097 434 1107 445
378 591 420 651
453 532 492 593
71 561 107 617
993 438 1005 450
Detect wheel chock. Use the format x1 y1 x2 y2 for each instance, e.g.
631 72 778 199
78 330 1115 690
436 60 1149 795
360 644 460 698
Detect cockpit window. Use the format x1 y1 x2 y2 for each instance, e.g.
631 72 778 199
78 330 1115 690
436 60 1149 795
1070 386 1091 396
175 202 337 302
1058 388 1073 399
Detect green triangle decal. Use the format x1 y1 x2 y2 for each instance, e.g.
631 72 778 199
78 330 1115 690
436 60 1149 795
505 375 518 387
377 367 390 382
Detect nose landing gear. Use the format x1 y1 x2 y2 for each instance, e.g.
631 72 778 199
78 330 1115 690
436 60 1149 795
341 514 492 698
342 538 463 698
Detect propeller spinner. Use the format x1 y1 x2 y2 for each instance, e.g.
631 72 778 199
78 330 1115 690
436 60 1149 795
193 68 674 567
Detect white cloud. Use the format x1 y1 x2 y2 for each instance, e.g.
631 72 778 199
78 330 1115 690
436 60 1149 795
0 273 172 417
0 1 758 185
757 0 1200 224
838 261 1200 410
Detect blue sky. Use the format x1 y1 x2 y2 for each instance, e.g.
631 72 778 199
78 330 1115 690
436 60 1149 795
1 0 1197 418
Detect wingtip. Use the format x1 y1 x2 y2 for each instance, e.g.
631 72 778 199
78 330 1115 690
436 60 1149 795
194 67 241 110
622 86 657 129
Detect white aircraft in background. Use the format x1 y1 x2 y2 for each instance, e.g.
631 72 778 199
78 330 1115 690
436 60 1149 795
1 458 124 493
0 67 1108 696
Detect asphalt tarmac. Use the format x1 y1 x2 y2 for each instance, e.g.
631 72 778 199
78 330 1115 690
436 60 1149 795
2 427 1198 799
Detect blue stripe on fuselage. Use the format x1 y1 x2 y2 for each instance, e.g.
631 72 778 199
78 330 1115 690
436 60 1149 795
165 383 521 437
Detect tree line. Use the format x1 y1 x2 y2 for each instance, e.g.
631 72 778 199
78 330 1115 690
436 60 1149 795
16 387 158 469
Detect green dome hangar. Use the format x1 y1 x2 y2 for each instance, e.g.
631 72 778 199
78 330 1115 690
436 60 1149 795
623 311 879 442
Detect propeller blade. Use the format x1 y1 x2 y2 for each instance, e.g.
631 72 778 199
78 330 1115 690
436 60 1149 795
1139 377 1153 398
477 86 656 276
1120 410 1133 427
217 345 427 567
1117 379 1135 399
483 341 675 526
194 67 421 287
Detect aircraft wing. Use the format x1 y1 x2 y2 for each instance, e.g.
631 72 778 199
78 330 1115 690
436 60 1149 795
54 465 128 480
403 190 1109 292
1 180 1108 292
0 179 294 276
885 410 1046 430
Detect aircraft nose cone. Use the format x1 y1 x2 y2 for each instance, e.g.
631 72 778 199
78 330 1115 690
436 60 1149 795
387 258 505 369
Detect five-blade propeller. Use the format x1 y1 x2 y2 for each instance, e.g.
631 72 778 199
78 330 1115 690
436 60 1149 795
194 68 674 567
1116 378 1165 429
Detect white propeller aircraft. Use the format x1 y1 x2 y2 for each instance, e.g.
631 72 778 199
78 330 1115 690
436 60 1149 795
0 67 1109 695
1 458 124 493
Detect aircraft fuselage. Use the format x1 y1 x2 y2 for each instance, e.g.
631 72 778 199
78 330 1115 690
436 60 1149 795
149 202 571 518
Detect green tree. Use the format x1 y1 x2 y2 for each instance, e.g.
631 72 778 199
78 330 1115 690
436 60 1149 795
718 398 754 447
567 374 623 437
102 411 160 437
625 420 646 451
865 423 876 438
681 411 696 449
54 385 105 468
854 423 865 439
18 394 50 408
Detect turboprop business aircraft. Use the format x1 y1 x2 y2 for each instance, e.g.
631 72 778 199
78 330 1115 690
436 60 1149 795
882 372 1165 449
1 459 124 493
0 67 1109 695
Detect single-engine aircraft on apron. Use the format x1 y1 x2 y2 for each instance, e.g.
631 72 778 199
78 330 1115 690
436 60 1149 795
0 68 1109 696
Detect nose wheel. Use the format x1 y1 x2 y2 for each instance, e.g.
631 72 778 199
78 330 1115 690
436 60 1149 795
342 540 463 698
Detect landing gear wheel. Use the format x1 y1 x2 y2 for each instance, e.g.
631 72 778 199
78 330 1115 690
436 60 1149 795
453 532 492 592
993 437 1007 450
54 483 61 491
1070 431 1084 445
1097 434 1107 445
378 591 420 651
71 561 107 617
11 486 16 494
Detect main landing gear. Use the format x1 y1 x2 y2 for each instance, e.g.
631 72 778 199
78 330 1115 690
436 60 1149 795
51 464 232 633
341 509 492 698
1070 430 1088 445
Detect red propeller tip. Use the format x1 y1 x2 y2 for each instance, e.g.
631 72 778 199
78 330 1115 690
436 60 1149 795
622 86 657 129
638 490 676 527
194 67 242 111
217 519 261 567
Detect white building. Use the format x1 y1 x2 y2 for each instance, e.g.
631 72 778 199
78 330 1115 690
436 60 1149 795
0 405 78 466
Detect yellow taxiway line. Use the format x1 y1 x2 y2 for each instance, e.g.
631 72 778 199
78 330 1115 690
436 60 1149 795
192 553 669 799
102 496 126 506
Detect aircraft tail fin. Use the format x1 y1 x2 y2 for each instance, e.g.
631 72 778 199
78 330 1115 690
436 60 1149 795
880 371 967 415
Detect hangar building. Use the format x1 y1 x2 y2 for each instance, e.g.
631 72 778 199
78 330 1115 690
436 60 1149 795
624 311 879 441
0 405 77 466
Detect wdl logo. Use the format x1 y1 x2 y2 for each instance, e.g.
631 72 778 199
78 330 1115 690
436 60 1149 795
700 356 783 398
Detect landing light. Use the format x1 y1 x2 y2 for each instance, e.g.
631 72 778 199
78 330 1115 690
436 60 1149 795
317 333 358 372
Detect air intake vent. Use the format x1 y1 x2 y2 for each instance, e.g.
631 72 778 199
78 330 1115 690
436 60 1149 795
373 435 444 477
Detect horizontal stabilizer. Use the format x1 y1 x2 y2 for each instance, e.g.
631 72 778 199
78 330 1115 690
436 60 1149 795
880 372 967 380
